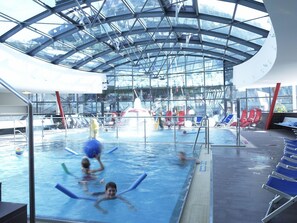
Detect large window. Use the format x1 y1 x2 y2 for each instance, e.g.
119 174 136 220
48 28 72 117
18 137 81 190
236 86 295 113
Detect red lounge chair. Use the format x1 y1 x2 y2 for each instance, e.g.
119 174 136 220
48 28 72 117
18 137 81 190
240 108 258 127
177 111 185 128
230 109 247 126
165 111 173 128
251 108 262 126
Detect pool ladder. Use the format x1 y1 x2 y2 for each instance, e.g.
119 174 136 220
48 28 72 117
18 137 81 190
14 129 27 143
192 116 210 155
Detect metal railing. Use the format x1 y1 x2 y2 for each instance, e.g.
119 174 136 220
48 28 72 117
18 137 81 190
14 129 27 143
0 78 35 223
110 115 200 142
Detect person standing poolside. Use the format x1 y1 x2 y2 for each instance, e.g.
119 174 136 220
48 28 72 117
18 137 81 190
90 118 100 139
158 111 164 129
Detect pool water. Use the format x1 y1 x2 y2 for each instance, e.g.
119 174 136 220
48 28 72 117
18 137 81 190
0 128 236 223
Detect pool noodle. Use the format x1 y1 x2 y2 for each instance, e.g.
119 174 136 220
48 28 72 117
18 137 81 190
55 184 79 199
61 163 71 174
61 163 79 179
107 147 118 154
55 184 96 201
117 172 147 196
65 147 79 155
56 172 147 200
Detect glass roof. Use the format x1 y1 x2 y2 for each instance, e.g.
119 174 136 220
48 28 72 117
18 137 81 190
0 0 271 82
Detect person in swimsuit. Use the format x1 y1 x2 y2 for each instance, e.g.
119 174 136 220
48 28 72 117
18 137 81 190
94 182 135 213
79 154 105 191
178 151 200 164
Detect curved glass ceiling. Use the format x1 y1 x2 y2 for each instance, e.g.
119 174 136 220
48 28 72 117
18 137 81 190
0 0 271 81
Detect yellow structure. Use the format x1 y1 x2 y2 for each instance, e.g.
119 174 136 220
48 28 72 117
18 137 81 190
89 118 99 139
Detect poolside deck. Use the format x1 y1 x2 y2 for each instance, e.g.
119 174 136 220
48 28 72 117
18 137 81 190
180 127 297 223
179 145 212 223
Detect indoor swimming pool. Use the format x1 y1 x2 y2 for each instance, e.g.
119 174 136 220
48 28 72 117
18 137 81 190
0 127 237 223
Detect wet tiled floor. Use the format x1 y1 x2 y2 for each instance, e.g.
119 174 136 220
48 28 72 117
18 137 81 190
213 128 297 223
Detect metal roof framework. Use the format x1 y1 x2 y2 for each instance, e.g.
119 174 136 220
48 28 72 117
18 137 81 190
0 0 270 82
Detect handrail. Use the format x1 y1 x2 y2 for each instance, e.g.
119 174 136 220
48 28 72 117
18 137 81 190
192 116 210 154
203 116 210 154
0 78 35 223
192 126 201 154
14 129 28 143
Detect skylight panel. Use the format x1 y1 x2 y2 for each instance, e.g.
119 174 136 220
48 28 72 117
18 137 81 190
82 43 110 56
59 30 95 47
111 18 136 32
212 26 230 35
112 57 129 65
142 0 163 13
245 17 271 31
200 20 226 31
198 0 235 19
154 32 171 39
0 16 17 36
202 35 227 45
230 26 262 41
89 23 113 38
35 42 72 61
80 60 104 71
168 17 198 28
228 53 246 61
59 52 89 66
131 19 146 30
235 4 268 23
100 0 131 17
228 42 254 53
5 28 50 53
158 17 171 28
142 17 163 28
90 0 105 13
204 46 225 55
123 0 147 13
100 51 119 61
31 14 68 36
129 33 152 42
249 37 266 46
0 0 44 21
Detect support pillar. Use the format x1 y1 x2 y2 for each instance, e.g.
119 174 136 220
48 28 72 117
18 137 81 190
265 83 281 130
55 91 67 129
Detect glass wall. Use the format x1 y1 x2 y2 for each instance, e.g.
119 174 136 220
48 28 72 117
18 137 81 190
235 85 295 113
25 55 297 121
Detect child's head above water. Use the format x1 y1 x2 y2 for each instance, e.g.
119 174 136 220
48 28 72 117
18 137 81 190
178 151 187 161
81 157 91 169
105 181 117 198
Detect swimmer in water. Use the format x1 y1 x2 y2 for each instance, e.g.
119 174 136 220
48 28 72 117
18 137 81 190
94 182 135 213
178 151 200 164
79 154 105 191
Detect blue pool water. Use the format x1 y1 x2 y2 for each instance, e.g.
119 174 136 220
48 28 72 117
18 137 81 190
1 128 236 223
